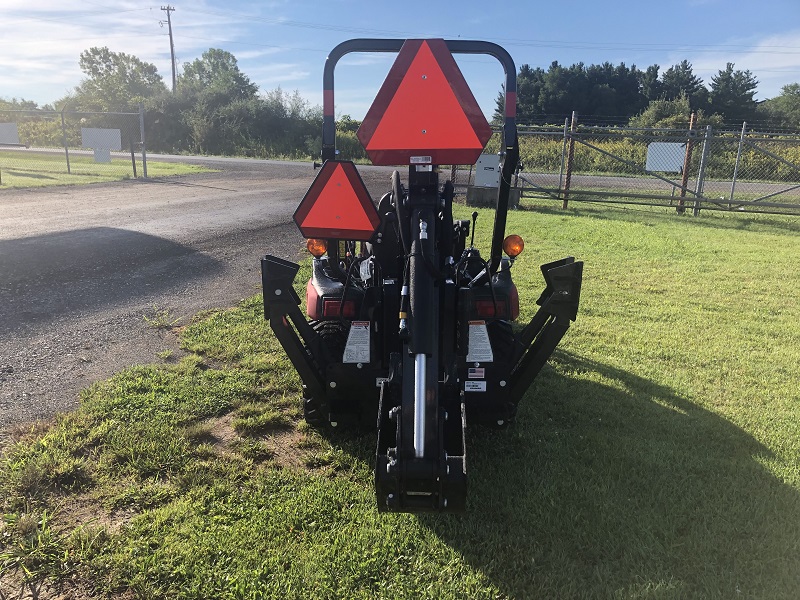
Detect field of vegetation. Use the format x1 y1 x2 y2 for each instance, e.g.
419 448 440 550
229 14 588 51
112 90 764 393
0 150 210 188
1 204 799 598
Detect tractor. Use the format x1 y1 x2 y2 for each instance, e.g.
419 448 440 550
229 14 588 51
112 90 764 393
261 39 583 513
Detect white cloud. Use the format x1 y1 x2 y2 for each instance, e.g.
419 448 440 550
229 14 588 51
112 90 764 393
0 1 292 104
666 30 800 100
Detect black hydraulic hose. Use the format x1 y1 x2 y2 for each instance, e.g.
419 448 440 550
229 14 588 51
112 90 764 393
455 253 499 317
440 180 455 263
392 170 411 255
338 255 363 319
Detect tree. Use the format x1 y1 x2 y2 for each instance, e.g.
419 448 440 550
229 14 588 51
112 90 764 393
661 60 708 110
758 83 800 128
179 48 257 101
585 62 647 117
640 65 662 102
537 61 581 117
709 63 759 123
498 60 656 124
73 47 166 111
628 94 722 129
0 97 40 111
494 64 546 124
173 49 259 154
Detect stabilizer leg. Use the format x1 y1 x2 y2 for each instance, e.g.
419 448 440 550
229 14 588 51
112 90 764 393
261 255 330 414
509 257 583 408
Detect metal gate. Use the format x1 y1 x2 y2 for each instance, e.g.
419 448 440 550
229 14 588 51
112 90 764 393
465 119 800 217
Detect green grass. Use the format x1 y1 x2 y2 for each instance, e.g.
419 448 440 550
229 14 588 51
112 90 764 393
0 150 212 188
2 205 800 598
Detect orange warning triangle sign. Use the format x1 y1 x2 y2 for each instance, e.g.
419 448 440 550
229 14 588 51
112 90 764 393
294 160 380 241
357 39 491 166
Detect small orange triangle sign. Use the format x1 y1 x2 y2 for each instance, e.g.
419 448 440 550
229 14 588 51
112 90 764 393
357 39 491 166
294 160 380 240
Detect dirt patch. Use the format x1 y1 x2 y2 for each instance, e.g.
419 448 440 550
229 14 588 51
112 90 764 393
208 413 238 448
0 421 52 453
50 494 131 538
0 575 84 600
265 428 311 469
204 413 314 470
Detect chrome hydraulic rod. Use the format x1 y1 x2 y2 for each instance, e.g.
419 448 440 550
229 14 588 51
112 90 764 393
413 353 427 458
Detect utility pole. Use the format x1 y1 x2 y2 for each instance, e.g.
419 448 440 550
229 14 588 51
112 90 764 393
161 5 177 92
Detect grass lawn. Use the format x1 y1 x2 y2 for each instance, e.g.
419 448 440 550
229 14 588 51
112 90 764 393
1 204 799 598
0 150 212 188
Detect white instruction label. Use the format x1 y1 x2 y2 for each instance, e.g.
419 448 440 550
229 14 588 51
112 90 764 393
466 320 494 363
464 381 487 392
344 321 371 364
359 258 373 282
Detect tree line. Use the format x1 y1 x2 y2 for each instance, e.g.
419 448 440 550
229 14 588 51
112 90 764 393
495 60 800 129
2 47 799 160
2 47 321 158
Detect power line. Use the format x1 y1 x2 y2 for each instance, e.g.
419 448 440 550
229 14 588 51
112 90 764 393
186 8 800 56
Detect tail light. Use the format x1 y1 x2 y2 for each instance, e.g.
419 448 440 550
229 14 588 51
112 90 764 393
472 285 520 320
323 299 356 318
474 299 507 318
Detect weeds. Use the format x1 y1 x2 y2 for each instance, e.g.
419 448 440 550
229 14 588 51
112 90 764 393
142 304 180 329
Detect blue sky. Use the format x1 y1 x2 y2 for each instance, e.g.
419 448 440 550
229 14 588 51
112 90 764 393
2 0 799 119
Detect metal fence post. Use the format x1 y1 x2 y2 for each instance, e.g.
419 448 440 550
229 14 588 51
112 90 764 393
60 104 71 174
677 112 696 215
693 125 712 217
139 103 148 178
558 117 568 199
563 111 578 209
729 121 747 207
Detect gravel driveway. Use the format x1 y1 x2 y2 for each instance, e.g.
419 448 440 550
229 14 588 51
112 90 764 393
0 158 394 434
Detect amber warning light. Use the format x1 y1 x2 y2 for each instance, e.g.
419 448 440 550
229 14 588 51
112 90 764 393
503 234 524 258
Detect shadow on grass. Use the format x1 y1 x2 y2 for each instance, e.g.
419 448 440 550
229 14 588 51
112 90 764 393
416 352 800 597
3 169 58 180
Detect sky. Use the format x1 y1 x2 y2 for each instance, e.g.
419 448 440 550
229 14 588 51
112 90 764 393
2 0 800 120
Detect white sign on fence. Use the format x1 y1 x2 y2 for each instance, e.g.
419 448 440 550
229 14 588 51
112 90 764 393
0 122 21 145
645 142 685 173
475 153 501 187
81 127 122 163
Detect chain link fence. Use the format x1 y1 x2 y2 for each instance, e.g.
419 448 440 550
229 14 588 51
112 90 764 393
0 109 147 188
458 120 800 216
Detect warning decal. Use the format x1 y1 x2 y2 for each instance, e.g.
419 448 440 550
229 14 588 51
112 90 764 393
343 321 371 364
466 320 494 363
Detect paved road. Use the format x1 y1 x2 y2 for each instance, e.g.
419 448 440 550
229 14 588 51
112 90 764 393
0 158 394 428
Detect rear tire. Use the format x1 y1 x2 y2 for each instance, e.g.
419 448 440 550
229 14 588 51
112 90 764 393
303 320 348 425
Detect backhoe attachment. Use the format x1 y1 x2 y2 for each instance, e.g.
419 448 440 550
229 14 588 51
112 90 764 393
260 39 583 512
